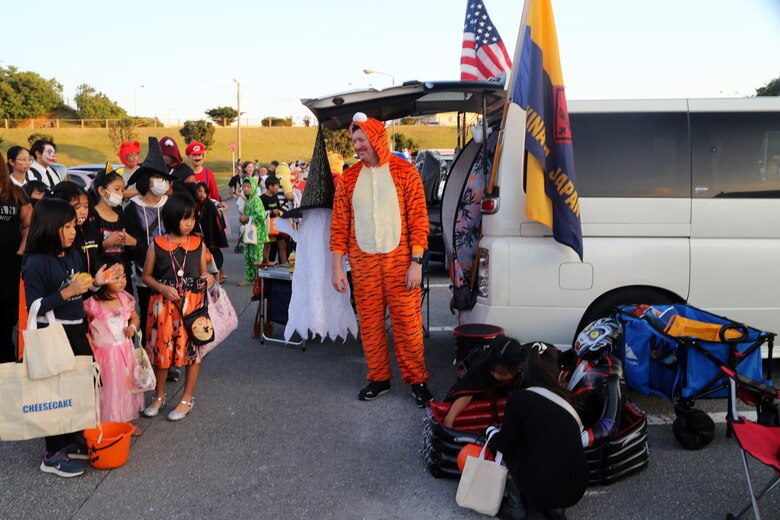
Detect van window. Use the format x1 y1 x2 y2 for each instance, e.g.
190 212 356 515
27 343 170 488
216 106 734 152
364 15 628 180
691 112 780 198
570 112 690 197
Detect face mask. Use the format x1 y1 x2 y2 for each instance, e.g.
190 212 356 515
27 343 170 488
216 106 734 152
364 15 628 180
103 191 123 207
150 178 169 196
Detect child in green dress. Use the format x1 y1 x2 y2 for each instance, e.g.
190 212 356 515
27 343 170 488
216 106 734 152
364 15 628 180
238 177 268 285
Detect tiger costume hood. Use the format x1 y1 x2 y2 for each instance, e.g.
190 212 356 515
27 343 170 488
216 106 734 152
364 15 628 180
349 112 392 167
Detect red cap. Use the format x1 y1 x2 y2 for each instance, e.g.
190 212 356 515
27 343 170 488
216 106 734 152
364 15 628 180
185 141 206 156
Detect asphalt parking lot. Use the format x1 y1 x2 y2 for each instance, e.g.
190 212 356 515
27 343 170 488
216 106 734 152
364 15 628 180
1 208 778 520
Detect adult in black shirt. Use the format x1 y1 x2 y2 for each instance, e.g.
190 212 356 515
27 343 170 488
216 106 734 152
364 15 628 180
487 340 588 519
0 154 31 362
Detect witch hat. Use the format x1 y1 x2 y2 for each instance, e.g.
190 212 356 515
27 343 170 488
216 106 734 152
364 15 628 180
284 125 336 219
126 136 175 186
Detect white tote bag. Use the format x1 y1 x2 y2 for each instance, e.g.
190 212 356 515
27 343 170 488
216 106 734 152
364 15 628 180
199 284 238 358
22 298 76 380
0 356 99 441
455 430 508 516
243 217 258 245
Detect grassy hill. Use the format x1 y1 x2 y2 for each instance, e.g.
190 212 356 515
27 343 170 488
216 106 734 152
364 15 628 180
0 125 458 183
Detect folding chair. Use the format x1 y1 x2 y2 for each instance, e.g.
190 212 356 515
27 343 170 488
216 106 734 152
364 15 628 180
722 367 780 520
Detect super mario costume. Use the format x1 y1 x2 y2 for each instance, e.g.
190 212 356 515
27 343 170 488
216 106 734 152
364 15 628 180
330 114 430 385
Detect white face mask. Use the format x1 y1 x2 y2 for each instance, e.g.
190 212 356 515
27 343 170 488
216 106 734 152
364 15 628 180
150 178 169 196
103 191 123 208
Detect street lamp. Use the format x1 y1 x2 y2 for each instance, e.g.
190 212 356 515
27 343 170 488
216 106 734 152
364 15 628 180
363 69 396 149
233 78 241 161
133 85 145 117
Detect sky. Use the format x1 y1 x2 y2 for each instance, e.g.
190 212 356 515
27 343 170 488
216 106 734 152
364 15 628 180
2 0 779 125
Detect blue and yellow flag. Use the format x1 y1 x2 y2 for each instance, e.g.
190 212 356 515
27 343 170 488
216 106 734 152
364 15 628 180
512 0 583 260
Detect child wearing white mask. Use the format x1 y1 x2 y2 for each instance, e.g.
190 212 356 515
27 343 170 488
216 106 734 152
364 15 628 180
91 164 138 291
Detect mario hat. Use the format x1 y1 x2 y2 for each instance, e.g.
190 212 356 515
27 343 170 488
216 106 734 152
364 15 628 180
185 141 206 156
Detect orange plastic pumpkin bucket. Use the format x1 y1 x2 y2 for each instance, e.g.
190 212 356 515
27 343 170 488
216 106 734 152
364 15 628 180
457 443 495 472
84 422 133 469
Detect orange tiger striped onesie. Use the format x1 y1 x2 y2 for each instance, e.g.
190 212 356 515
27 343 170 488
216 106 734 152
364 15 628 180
330 116 430 385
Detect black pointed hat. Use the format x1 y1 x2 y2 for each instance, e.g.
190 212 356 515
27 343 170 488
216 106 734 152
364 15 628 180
283 126 336 219
125 136 175 186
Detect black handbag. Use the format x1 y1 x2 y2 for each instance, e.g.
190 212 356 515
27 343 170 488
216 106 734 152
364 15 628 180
180 293 215 347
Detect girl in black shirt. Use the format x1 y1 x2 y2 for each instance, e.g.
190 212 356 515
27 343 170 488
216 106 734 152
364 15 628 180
0 153 31 362
23 198 114 477
487 339 588 520
90 168 138 291
51 181 103 275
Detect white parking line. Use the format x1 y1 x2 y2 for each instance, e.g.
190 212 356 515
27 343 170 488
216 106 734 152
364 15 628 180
428 283 450 288
428 326 456 332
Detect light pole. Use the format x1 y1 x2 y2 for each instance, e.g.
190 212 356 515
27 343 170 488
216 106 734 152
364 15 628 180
363 69 396 149
133 85 145 117
233 78 241 162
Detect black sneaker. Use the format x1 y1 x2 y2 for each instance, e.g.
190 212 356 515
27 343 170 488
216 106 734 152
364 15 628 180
358 380 391 401
40 450 85 478
411 383 433 408
65 437 89 461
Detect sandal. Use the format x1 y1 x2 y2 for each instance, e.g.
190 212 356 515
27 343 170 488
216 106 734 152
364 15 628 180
142 395 166 418
167 399 194 422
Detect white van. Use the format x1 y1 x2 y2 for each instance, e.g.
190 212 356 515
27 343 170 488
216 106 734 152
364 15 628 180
466 97 780 350
303 84 780 352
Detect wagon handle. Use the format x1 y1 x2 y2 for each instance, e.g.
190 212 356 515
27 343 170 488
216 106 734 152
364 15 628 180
719 323 748 344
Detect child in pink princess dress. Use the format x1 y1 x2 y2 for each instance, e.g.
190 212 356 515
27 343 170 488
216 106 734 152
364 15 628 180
84 258 144 426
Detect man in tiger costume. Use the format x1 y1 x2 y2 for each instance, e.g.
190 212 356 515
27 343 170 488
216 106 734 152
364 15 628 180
331 112 432 407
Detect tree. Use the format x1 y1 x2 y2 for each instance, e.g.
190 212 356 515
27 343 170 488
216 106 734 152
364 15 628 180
27 133 55 146
205 106 238 127
0 66 62 119
179 120 215 148
756 75 780 96
108 118 138 150
74 84 127 120
322 127 353 160
393 131 417 152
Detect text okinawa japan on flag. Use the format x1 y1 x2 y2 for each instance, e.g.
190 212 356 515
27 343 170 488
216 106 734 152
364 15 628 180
514 0 583 260
461 2 512 81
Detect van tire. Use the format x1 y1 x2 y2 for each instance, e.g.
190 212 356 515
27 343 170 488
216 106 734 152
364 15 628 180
573 287 682 346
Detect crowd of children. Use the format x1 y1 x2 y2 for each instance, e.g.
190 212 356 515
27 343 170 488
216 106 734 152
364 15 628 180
0 137 232 478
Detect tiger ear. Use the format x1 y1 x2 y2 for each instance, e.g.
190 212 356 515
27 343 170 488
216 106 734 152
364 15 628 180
115 167 125 176
104 162 112 174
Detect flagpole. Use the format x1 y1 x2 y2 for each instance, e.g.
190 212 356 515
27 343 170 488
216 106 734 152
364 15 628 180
486 0 532 195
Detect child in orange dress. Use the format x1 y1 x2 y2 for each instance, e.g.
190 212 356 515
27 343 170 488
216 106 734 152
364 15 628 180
141 193 213 422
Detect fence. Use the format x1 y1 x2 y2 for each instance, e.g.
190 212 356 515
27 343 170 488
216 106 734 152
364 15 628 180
0 118 168 129
1 115 462 130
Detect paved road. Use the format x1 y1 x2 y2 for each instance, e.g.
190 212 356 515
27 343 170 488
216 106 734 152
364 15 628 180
2 205 778 520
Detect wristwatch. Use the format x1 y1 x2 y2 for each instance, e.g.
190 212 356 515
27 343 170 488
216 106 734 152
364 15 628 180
411 257 423 265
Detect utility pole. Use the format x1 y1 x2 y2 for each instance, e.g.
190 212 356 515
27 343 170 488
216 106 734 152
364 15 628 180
233 78 241 161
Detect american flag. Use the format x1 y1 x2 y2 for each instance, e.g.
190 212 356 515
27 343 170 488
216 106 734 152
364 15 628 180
460 1 512 81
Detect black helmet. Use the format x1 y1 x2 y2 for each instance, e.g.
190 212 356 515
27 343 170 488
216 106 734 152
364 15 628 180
575 317 622 361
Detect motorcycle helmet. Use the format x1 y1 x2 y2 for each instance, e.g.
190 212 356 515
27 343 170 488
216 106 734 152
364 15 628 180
575 317 622 361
